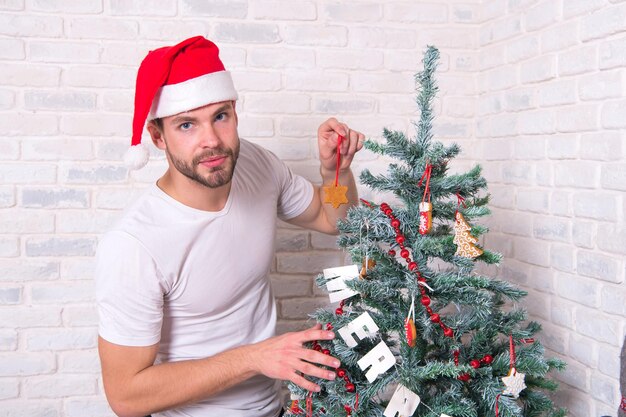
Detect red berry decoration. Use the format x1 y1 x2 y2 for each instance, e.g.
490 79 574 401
388 249 396 256
470 359 480 369
344 405 352 414
326 323 333 330
391 219 400 228
322 349 330 355
345 383 355 392
335 308 344 315
458 373 470 382
337 368 346 378
314 345 322 351
384 208 393 216
343 375 351 382
421 296 431 306
396 235 405 245
400 249 410 259
482 354 493 364
430 313 440 323
408 262 417 270
443 327 454 338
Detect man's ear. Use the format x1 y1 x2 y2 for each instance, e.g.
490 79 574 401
146 121 166 150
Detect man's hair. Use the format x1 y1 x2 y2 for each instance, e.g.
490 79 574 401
152 118 163 131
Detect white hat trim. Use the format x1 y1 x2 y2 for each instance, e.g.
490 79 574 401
148 70 238 120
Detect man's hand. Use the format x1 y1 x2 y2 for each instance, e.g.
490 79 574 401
318 118 365 176
248 324 340 392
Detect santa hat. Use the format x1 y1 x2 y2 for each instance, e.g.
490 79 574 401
124 36 238 170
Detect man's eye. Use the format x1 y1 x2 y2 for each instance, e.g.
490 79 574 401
179 122 192 130
215 113 227 121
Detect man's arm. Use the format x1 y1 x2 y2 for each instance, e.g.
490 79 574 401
99 325 338 417
288 118 364 234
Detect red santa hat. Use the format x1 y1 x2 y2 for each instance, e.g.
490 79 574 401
125 36 238 169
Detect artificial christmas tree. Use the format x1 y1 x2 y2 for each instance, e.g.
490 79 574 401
285 46 566 417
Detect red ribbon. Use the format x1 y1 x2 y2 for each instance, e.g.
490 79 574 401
456 191 466 210
495 393 501 417
509 335 516 369
418 163 432 203
359 198 372 207
334 134 345 187
354 393 359 412
306 391 313 417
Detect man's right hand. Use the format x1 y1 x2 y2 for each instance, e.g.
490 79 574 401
247 324 340 392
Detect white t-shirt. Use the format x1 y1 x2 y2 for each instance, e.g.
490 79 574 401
95 139 314 417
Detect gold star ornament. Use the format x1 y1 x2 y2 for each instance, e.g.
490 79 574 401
323 184 348 209
502 367 526 398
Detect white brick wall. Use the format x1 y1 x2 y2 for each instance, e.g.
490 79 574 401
0 1 623 416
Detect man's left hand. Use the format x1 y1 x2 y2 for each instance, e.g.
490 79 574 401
318 118 365 175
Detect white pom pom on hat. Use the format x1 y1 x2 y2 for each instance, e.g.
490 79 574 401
125 36 238 170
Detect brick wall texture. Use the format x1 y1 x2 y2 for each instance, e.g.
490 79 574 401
0 1 624 416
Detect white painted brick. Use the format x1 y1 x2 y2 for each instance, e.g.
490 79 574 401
524 0 559 31
579 70 623 101
554 162 599 188
513 136 545 159
601 284 626 317
0 13 62 37
0 138 19 160
572 221 595 249
577 250 622 283
29 41 100 63
520 55 556 84
503 87 534 111
488 185 515 209
323 2 381 22
563 0 606 18
420 27 477 50
310 231 339 250
477 93 502 116
0 236 19 257
31 281 95 304
589 366 623 402
94 138 133 161
601 163 626 191
56 211 120 234
25 237 97 257
580 131 622 161
440 75 477 96
29 0 102 13
180 0 247 18
250 138 310 161
599 35 626 69
27 328 95 354
0 306 62 327
384 3 448 23
479 16 522 45
538 322 568 355
244 94 310 114
0 259 60 283
0 38 24 59
60 113 130 136
573 192 619 221
67 17 138 40
63 65 135 88
556 104 599 133
482 139 512 160
283 25 346 46
61 165 127 184
601 98 626 128
351 73 414 94
248 48 315 69
547 134 578 160
0 379 19 400
538 79 577 107
58 351 100 374
65 398 114 417
139 20 207 41
551 298 574 329
581 4 626 42
514 237 551 267
284 72 348 92
351 27 417 49
0 63 60 87
0 210 55 234
0 89 15 110
479 65 518 92
451 3 477 22
277 251 344 274
541 21 579 53
575 307 623 346
279 296 330 319
314 96 375 114
478 44 507 70
0 113 58 136
22 138 93 161
0 287 21 305
238 117 274 138
524 289 550 320
0 353 55 376
517 110 555 135
0 402 60 417
62 305 98 327
251 1 316 20
22 188 89 209
24 90 96 111
213 22 280 44
379 95 418 116
515 189 548 213
569 334 598 368
101 90 133 112
216 47 247 69
597 344 621 379
451 52 476 71
433 120 471 139
502 162 534 185
110 0 175 16
558 45 598 77
555 272 600 307
0 0 23 10
61 258 95 281
270 274 312 298
318 49 383 70
94 187 144 209
550 191 571 216
480 0 506 21
535 162 554 186
100 41 150 66
276 320 308 334
24 375 97 398
232 69 283 92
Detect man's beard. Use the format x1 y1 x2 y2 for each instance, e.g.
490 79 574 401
167 141 240 189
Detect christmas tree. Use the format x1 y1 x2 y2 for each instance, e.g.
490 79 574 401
285 46 566 417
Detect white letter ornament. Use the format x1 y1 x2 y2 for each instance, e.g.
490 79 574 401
357 340 396 383
324 265 360 303
337 311 380 348
383 384 420 417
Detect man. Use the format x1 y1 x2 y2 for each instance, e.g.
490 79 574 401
95 36 364 417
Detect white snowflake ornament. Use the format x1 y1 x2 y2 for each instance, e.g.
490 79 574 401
501 367 526 398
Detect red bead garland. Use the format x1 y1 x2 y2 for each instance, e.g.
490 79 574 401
335 299 346 315
380 203 455 339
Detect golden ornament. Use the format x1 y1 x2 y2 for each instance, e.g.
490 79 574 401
323 184 348 209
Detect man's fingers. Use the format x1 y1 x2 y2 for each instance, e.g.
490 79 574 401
300 327 335 342
301 348 341 368
295 361 337 381
289 372 321 393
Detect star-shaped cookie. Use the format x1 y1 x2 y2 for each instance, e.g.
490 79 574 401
323 184 348 208
502 367 526 398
